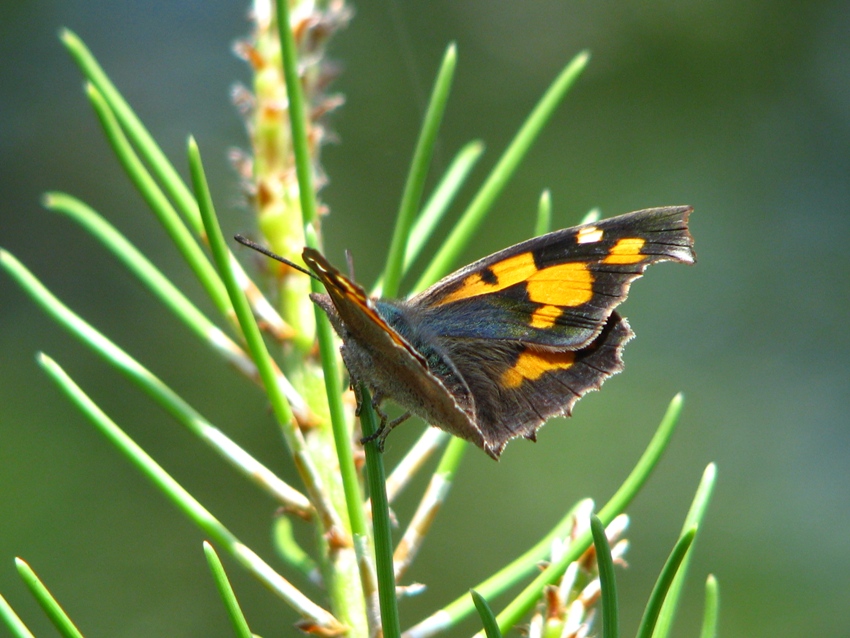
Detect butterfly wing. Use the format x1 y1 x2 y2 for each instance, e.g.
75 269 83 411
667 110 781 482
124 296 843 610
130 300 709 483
430 312 634 457
304 248 486 449
412 206 694 349
401 206 694 455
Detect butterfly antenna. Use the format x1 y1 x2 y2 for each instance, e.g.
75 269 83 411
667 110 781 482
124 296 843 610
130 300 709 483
234 234 319 281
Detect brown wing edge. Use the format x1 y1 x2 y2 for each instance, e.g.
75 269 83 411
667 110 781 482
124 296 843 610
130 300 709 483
481 312 635 459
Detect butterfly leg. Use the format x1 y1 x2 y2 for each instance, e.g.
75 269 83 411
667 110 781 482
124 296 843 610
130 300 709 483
354 384 389 444
361 412 412 451
359 392 412 451
375 412 412 451
359 391 388 444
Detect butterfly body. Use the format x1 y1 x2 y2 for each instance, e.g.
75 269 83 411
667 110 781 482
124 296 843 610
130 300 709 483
303 205 694 459
310 291 482 448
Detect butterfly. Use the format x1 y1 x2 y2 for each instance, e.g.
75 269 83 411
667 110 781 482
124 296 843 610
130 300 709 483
237 206 695 459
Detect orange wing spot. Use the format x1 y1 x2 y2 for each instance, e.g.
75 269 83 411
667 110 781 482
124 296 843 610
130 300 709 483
530 304 563 328
439 254 594 308
501 349 575 388
439 251 538 304
526 262 594 307
604 237 646 265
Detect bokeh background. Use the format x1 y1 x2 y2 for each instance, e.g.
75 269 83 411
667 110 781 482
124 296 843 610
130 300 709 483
2 1 849 636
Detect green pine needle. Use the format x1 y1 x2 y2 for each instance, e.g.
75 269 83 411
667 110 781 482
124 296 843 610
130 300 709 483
653 463 717 637
15 558 84 638
470 590 503 638
535 189 552 236
0 593 35 638
360 393 402 638
382 43 457 298
275 0 319 225
700 575 720 638
635 527 697 638
590 514 619 638
61 29 200 228
203 542 253 638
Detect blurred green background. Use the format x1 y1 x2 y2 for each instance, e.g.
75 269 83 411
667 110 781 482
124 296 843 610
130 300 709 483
2 1 849 636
